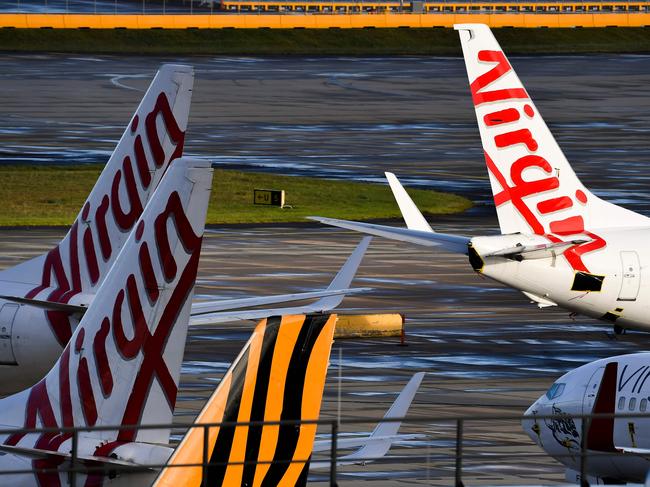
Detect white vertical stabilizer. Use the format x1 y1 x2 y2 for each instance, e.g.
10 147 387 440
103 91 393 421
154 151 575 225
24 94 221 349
0 158 213 453
455 23 649 237
0 64 194 346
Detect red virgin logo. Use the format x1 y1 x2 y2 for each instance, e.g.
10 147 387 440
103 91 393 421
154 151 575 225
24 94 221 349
473 50 605 273
25 93 186 346
6 190 202 487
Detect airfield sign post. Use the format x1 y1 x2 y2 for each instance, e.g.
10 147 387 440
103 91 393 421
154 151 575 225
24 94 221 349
254 189 286 208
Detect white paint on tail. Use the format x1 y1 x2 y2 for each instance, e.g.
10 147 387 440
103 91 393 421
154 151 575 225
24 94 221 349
455 23 649 238
0 64 194 347
0 159 213 457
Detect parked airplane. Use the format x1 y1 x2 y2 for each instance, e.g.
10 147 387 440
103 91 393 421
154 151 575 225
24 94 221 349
311 23 650 334
0 64 370 394
0 159 420 485
523 353 650 484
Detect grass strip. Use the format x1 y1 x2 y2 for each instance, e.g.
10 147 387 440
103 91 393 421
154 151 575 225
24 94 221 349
0 165 471 226
0 27 649 55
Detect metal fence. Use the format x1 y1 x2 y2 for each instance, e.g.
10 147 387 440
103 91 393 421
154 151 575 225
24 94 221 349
4 0 649 14
2 411 650 485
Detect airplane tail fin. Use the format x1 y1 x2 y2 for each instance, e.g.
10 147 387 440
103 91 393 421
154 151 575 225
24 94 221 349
454 23 648 237
154 314 338 487
2 64 194 346
1 158 213 451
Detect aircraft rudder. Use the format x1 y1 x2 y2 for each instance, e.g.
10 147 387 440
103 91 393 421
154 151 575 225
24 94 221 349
454 24 649 236
154 313 337 487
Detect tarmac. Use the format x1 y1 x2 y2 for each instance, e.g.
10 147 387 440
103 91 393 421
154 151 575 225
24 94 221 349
1 221 646 484
2 53 650 484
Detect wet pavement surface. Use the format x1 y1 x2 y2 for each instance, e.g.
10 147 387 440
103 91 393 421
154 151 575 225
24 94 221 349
1 54 650 211
1 222 647 484
1 54 650 483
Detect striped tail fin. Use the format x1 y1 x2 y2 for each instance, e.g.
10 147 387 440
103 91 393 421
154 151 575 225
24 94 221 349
1 64 194 347
154 314 337 487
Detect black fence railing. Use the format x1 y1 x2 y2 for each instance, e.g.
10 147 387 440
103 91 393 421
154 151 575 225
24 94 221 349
1 411 650 485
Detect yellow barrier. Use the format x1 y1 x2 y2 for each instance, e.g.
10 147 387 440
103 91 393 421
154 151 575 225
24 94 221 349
0 12 649 29
334 313 404 339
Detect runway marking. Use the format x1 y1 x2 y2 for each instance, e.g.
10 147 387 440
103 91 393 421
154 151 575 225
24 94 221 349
107 74 148 92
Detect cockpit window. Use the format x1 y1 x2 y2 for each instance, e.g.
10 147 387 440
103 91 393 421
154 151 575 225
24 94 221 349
546 383 566 400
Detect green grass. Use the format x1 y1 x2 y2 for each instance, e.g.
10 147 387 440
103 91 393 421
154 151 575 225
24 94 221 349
1 27 649 55
0 165 471 226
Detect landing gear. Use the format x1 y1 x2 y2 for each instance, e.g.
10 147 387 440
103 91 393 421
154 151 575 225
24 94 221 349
614 324 625 335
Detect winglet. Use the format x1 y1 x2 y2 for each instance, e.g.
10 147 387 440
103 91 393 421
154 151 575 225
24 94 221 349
385 173 433 233
311 236 371 311
339 372 425 462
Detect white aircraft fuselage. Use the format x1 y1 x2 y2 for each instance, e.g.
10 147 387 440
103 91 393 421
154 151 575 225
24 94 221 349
524 353 650 482
472 227 650 331
312 23 650 335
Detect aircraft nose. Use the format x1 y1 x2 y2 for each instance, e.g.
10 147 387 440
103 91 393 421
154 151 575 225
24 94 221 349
521 401 543 445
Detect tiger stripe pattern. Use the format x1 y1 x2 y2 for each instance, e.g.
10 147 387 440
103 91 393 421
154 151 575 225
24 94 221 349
154 313 337 487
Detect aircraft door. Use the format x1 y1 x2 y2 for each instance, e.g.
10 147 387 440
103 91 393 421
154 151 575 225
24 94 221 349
618 251 641 301
583 366 605 414
0 303 18 365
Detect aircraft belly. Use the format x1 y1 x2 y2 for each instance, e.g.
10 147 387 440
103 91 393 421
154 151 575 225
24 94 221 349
482 250 650 329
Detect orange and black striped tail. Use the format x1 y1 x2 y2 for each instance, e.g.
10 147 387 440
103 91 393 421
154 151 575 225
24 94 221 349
154 313 337 487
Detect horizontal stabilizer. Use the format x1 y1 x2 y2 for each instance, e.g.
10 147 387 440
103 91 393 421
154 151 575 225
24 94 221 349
483 239 589 260
0 294 88 314
189 288 371 325
313 372 424 465
310 217 469 254
0 444 152 471
190 237 371 325
191 288 368 316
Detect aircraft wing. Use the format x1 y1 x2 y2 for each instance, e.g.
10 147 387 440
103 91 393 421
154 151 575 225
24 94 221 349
0 295 88 313
312 372 424 466
311 171 469 254
309 217 469 254
189 237 372 325
3 237 372 326
0 444 153 471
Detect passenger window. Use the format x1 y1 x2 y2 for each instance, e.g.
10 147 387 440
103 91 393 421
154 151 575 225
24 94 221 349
618 396 626 410
630 398 637 411
640 399 647 412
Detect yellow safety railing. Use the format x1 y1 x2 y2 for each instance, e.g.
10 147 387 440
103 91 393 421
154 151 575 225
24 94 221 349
0 11 649 29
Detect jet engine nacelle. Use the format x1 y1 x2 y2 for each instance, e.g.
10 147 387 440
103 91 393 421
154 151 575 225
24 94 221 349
0 301 81 395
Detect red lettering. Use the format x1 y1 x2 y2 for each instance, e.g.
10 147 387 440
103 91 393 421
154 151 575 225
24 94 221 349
550 216 585 236
139 243 160 303
484 107 520 126
154 191 202 282
112 281 148 360
537 196 573 215
95 195 112 261
94 318 114 397
78 357 98 426
83 227 100 285
471 50 528 106
111 158 144 231
495 128 538 152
